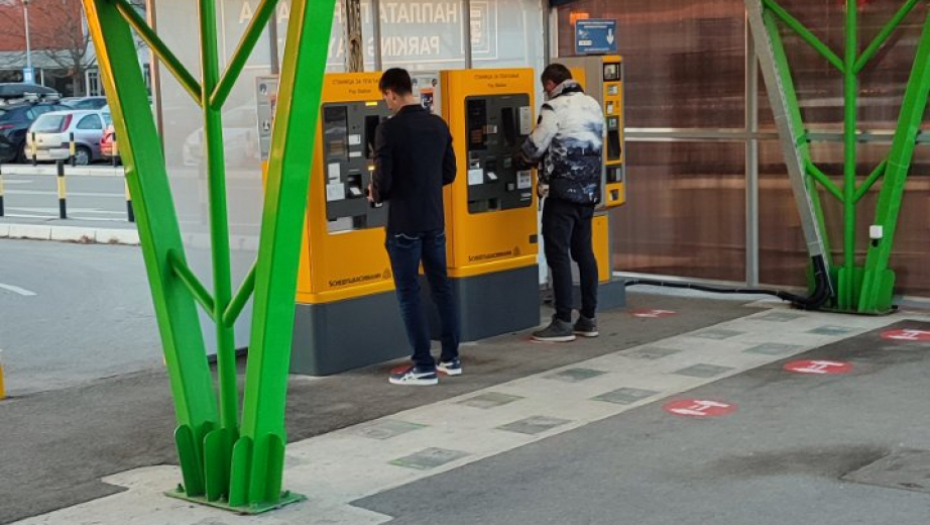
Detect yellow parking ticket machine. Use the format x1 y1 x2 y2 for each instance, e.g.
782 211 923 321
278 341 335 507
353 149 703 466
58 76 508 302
435 68 541 340
560 55 627 310
289 72 409 375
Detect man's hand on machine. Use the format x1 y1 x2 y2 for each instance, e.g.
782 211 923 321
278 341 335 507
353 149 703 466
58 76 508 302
366 182 375 203
537 183 550 199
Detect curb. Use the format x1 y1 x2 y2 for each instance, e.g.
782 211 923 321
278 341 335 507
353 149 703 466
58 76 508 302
0 223 140 245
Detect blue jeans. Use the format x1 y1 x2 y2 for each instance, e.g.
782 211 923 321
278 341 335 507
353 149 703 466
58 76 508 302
386 230 460 370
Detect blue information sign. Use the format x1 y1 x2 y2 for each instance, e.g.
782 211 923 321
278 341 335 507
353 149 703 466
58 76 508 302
575 19 618 55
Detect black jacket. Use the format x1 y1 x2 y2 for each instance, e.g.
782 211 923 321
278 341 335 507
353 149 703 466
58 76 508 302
372 104 457 234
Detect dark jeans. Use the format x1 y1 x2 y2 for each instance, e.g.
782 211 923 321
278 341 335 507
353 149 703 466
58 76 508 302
542 198 598 323
386 230 460 370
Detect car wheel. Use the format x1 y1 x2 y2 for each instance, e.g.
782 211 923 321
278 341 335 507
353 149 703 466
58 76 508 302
74 146 91 166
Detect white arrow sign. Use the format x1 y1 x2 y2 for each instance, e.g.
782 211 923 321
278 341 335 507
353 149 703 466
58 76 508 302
606 28 615 45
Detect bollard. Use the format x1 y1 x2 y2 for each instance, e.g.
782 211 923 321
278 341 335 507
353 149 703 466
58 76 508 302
57 160 67 219
0 164 5 218
0 349 6 400
69 133 76 167
30 132 37 166
125 178 135 223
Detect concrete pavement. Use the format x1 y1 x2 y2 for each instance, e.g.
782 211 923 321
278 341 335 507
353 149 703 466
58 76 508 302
0 292 754 524
6 295 930 524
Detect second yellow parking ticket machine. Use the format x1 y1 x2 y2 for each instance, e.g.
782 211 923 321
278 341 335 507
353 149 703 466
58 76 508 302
289 73 409 375
435 68 541 340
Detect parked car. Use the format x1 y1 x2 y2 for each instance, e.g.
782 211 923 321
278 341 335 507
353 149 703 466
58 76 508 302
100 123 119 164
0 83 59 104
98 102 156 165
182 105 259 168
0 102 70 163
62 96 108 110
26 109 112 165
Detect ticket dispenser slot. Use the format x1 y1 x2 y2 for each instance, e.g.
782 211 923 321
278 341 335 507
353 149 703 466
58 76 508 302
606 116 622 161
322 101 390 231
465 94 533 215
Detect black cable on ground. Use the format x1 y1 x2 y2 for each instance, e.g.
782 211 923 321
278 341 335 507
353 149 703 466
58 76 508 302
624 255 832 311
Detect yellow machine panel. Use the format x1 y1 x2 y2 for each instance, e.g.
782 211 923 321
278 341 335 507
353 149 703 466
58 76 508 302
439 68 539 279
593 215 611 283
435 68 542 341
297 73 394 305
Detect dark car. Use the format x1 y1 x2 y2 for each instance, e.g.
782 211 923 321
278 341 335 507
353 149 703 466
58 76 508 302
0 102 70 163
62 96 109 110
0 83 59 102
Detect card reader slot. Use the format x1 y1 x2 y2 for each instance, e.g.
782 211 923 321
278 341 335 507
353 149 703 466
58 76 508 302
501 107 518 147
364 115 382 160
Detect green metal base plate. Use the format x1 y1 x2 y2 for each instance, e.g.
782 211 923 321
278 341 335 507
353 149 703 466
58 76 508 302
819 306 897 317
165 487 306 515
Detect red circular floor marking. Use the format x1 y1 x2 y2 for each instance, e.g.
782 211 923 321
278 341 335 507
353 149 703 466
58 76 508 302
881 329 930 342
784 360 854 375
630 308 678 319
663 399 737 418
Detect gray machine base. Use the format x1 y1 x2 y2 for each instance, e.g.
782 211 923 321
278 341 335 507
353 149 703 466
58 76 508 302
291 291 409 376
424 265 541 342
574 278 627 312
542 278 628 314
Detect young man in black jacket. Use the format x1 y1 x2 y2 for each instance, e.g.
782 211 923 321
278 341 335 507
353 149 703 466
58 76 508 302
369 68 461 386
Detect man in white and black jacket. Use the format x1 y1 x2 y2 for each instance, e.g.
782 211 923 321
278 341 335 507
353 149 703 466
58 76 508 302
522 63 605 342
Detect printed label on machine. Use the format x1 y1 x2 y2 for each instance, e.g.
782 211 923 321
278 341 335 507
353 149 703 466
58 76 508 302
327 163 341 183
348 134 362 146
519 106 533 135
517 170 532 190
468 168 485 186
326 183 346 202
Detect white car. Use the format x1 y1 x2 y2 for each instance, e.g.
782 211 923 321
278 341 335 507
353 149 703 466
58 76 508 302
25 109 112 165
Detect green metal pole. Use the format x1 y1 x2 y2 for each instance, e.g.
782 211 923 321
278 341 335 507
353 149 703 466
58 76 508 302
840 0 858 310
859 7 930 312
83 0 218 498
763 0 845 72
230 0 336 508
112 0 202 105
212 0 281 109
854 160 888 203
763 7 835 271
855 0 922 74
197 0 238 436
806 160 845 202
223 263 256 327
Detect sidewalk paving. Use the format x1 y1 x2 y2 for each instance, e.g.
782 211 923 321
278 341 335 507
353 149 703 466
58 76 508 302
6 293 928 525
0 217 139 245
0 293 752 524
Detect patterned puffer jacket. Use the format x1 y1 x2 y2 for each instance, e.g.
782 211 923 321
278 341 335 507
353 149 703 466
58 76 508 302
521 80 604 205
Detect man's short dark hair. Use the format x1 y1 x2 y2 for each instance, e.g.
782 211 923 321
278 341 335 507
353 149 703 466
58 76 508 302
379 68 413 96
541 63 573 86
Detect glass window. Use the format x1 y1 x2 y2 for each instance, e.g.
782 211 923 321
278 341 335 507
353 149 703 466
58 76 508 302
31 114 67 133
558 0 746 129
611 141 746 282
77 114 103 130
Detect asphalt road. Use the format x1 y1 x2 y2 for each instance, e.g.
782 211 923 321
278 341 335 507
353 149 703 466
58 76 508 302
0 239 162 396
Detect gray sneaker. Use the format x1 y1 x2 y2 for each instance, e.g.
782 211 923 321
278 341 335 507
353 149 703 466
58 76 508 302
574 316 599 338
532 318 576 342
